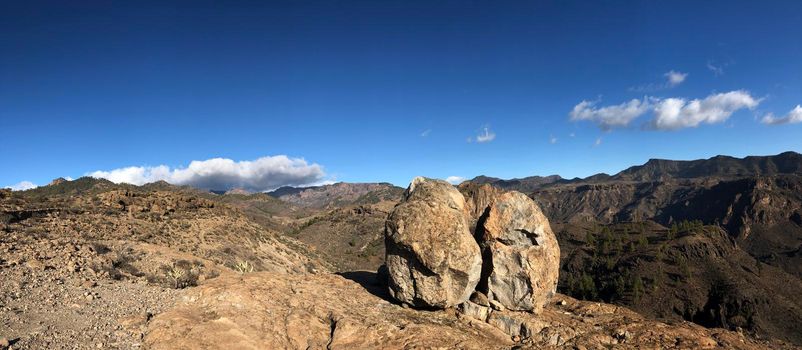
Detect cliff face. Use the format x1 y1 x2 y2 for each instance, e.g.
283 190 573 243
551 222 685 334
554 221 802 344
531 175 802 277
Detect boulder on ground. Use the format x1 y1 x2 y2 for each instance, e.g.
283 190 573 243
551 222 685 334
384 177 482 308
476 191 560 313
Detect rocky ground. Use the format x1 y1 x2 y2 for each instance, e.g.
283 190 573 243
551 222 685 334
0 237 179 349
2 176 802 349
0 182 328 349
144 271 793 349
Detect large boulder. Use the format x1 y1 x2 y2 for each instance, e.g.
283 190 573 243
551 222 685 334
476 191 560 313
385 177 482 308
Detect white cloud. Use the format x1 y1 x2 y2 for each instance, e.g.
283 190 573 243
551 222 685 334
649 90 760 130
569 98 652 130
594 137 602 147
6 181 38 191
707 61 726 76
630 70 688 91
420 129 431 137
88 155 326 192
761 105 802 125
549 135 558 144
445 176 465 185
664 70 687 87
475 127 496 143
570 90 761 131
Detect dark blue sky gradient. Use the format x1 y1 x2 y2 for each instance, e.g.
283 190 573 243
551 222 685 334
2 1 801 187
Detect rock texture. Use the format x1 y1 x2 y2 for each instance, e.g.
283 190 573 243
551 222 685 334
477 191 560 312
144 271 790 349
384 179 560 312
384 177 482 308
145 272 512 350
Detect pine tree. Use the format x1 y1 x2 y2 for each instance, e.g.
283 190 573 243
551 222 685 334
631 276 644 302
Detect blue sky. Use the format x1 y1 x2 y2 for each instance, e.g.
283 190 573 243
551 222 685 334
2 1 801 191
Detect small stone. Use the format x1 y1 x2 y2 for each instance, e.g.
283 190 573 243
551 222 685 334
557 300 567 306
83 280 98 288
489 300 506 311
458 301 490 321
119 312 152 328
0 337 10 348
469 291 490 307
26 259 45 270
613 329 632 342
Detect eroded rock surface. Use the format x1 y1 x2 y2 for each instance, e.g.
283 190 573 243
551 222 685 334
477 191 560 312
384 177 482 308
145 272 512 350
144 272 790 350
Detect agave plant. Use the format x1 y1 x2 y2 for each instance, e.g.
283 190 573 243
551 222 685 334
234 260 254 274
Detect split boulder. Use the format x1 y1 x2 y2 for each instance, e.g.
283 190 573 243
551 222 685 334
476 191 560 313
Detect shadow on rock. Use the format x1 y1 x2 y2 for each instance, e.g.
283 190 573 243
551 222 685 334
337 270 394 302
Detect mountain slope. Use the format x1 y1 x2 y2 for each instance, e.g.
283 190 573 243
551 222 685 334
267 182 404 209
469 175 563 193
2 178 330 275
614 152 802 181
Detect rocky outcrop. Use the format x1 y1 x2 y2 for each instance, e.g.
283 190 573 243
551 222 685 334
223 188 252 195
385 178 560 315
48 177 68 186
477 191 560 313
143 272 786 349
145 272 512 349
384 177 482 308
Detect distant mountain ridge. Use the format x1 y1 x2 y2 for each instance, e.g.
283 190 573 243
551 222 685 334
267 182 404 208
614 151 802 181
471 152 802 191
469 174 563 193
